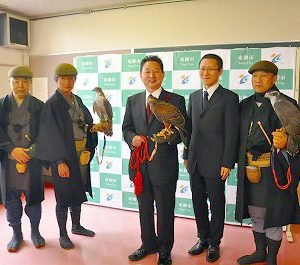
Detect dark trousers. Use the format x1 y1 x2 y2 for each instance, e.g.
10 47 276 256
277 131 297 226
6 189 42 227
190 166 225 247
55 203 82 236
137 173 177 254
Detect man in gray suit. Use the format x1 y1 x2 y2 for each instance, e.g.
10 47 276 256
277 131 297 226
184 54 239 263
122 55 188 265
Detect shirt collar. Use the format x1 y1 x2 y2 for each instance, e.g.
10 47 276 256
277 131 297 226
203 82 219 100
146 87 162 104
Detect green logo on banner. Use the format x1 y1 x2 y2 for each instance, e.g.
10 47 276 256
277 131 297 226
76 56 98 73
122 54 146 72
230 49 261 69
173 51 201 70
225 204 237 223
112 107 121 124
276 69 293 90
175 198 194 217
122 191 138 209
173 89 197 107
235 89 254 100
178 163 189 181
76 90 95 107
227 167 237 186
122 90 144 107
162 71 172 89
99 141 121 157
100 173 121 190
90 157 99 172
86 187 100 203
98 73 120 90
219 70 230 88
122 158 130 175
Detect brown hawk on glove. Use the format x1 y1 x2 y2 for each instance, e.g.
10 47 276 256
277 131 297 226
265 90 300 155
147 94 187 147
91 87 113 136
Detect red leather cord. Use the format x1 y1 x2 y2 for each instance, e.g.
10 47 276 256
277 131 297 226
130 136 150 196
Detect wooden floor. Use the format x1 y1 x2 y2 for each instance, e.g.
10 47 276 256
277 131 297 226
0 186 300 265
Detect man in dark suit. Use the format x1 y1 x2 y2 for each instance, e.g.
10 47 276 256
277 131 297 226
184 54 239 263
122 55 188 265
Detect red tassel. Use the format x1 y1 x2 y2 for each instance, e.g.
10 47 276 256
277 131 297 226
134 170 143 196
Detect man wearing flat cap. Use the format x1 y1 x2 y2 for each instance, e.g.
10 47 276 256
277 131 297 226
0 66 45 252
36 63 98 249
235 60 300 265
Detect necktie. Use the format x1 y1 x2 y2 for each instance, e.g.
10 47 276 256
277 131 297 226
146 96 152 124
203 90 209 110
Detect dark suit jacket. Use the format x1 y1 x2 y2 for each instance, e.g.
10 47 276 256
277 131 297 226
184 85 239 178
122 88 188 186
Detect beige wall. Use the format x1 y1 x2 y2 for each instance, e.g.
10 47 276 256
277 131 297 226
30 0 300 56
0 47 29 97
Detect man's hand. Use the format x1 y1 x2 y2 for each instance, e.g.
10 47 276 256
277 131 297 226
132 135 146 148
272 128 288 149
220 167 230 180
11 147 30 164
184 159 188 170
58 163 70 178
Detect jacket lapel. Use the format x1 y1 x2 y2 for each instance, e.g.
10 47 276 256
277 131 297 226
137 91 147 125
205 85 223 111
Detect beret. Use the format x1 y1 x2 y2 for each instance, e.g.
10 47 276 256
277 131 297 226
248 60 278 75
8 66 33 78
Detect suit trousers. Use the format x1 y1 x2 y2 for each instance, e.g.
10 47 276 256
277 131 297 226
137 171 177 254
190 165 225 246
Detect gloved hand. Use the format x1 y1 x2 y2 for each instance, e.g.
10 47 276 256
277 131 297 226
272 128 288 149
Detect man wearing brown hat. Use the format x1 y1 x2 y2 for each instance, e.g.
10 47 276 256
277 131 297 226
36 63 98 249
0 66 45 252
235 60 300 265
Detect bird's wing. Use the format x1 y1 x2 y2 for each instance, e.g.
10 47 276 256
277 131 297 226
274 99 300 142
103 98 113 121
153 101 185 128
93 97 107 120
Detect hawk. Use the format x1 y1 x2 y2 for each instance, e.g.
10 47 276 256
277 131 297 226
265 90 300 155
91 87 113 136
147 94 188 147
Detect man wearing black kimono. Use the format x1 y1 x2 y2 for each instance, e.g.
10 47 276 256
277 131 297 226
235 61 300 265
0 66 45 252
36 63 98 249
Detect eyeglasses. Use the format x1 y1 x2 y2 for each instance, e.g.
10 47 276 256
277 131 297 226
199 67 219 73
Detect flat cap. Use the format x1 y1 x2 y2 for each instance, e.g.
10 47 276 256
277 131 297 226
248 60 278 75
55 63 78 78
8 66 33 78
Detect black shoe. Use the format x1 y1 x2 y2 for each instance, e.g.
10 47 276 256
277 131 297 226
71 225 95 237
158 252 172 265
188 239 209 255
59 236 74 249
31 230 46 248
128 247 157 261
7 233 23 252
206 246 220 263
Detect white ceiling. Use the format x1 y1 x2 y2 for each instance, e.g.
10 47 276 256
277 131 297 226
0 0 178 19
